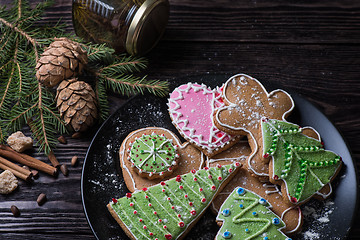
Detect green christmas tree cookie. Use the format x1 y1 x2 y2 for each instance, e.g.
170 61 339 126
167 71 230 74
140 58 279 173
261 118 342 204
107 162 241 240
216 187 291 240
127 132 180 179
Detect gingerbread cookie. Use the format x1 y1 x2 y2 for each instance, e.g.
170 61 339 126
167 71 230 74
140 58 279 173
119 127 206 192
107 163 242 240
126 131 180 179
213 74 295 178
262 118 342 205
168 83 239 157
207 141 303 234
216 187 292 240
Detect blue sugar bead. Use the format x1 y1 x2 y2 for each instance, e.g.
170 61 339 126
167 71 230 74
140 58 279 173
222 231 232 239
272 217 280 225
237 187 245 195
222 208 231 217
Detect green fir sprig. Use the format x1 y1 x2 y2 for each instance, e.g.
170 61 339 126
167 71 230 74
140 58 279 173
0 0 169 155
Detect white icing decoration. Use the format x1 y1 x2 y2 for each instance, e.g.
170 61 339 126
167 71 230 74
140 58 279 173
281 206 303 234
263 183 281 195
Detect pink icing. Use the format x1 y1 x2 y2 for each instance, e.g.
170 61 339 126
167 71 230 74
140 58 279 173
168 83 233 153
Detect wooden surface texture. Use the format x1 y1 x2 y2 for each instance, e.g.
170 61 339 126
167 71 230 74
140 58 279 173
0 0 360 239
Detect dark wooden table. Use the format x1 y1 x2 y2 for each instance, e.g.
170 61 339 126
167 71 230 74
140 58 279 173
1 0 360 239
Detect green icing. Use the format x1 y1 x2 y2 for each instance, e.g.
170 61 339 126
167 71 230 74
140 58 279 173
129 133 178 174
261 119 342 203
110 163 240 240
216 187 290 240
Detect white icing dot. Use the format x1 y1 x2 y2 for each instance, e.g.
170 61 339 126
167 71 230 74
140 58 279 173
256 100 263 107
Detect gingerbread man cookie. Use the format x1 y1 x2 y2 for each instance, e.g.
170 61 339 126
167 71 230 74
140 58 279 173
213 74 294 178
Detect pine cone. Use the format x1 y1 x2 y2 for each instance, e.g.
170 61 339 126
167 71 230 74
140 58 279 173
36 38 88 87
56 78 98 132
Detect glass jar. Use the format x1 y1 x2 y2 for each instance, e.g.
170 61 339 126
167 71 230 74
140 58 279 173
72 0 169 55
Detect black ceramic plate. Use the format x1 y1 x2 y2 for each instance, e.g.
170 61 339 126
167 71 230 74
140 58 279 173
81 74 357 240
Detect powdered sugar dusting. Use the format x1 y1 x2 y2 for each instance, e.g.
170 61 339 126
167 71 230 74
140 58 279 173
303 230 320 239
296 199 337 239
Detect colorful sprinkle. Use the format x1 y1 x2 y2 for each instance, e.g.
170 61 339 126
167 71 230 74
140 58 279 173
222 208 231 217
222 231 232 239
236 187 245 195
272 218 280 225
259 198 267 205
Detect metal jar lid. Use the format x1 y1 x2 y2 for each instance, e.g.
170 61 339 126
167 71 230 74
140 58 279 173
126 0 169 55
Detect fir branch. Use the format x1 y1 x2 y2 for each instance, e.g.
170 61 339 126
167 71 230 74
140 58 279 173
98 54 148 74
0 16 40 60
80 42 114 64
96 73 168 97
42 104 67 134
95 79 110 121
0 0 169 156
0 60 16 110
0 126 3 142
0 0 63 154
8 102 37 129
37 83 50 153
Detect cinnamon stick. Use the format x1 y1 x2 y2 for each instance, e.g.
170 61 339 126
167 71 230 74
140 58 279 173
0 156 32 181
0 145 57 176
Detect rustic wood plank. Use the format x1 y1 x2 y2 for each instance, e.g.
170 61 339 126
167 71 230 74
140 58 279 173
2 0 360 43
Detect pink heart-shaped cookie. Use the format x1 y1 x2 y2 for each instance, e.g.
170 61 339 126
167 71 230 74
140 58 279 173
168 83 239 157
